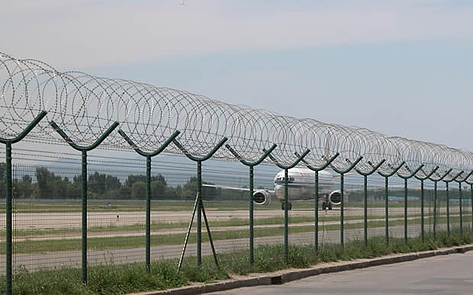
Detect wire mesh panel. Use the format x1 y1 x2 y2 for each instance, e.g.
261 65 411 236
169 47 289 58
317 171 342 248
449 186 460 232
406 178 420 240
464 185 473 232
343 174 363 244
424 181 435 237
388 177 405 241
434 182 445 234
11 161 82 273
86 148 146 269
366 176 386 241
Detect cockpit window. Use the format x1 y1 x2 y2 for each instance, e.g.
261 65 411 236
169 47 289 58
275 176 295 184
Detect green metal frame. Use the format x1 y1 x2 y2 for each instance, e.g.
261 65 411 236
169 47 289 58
465 177 473 231
378 162 405 244
396 165 424 244
225 143 277 264
414 166 439 243
50 120 119 283
266 149 310 262
297 152 340 253
354 160 386 246
119 130 180 271
443 171 464 237
0 111 47 295
429 169 452 240
330 157 363 247
173 137 228 268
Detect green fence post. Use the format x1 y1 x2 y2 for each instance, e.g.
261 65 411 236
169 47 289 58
471 183 473 231
173 137 228 268
414 167 439 243
466 180 473 231
397 165 424 244
429 169 452 240
354 160 386 246
331 157 363 247
458 182 462 235
249 166 254 261
267 149 310 262
378 162 405 244
50 120 119 283
340 174 345 245
226 144 277 264
434 181 438 238
119 130 180 271
447 182 450 236
5 142 12 294
197 161 202 266
0 111 47 295
443 171 464 237
404 178 408 243
296 152 340 253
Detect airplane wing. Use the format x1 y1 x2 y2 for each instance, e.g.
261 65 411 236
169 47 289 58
331 173 356 178
202 184 275 194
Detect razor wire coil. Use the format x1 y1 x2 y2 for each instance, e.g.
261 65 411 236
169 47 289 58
1 52 472 181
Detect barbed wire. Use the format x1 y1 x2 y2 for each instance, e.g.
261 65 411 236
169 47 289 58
1 52 472 181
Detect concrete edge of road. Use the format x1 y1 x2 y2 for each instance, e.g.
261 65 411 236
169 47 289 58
129 244 473 295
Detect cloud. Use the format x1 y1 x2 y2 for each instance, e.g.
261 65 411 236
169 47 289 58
1 0 472 69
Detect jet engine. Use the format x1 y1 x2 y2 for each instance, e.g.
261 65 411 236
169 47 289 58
253 190 271 205
329 190 342 205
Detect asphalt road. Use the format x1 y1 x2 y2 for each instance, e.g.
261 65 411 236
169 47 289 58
208 251 473 295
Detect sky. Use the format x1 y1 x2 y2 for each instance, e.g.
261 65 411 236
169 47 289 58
1 0 472 152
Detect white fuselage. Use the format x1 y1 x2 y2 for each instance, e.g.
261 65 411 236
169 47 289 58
273 168 336 202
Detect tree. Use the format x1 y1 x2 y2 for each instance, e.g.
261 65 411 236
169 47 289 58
0 163 5 198
131 181 146 199
117 186 131 199
181 177 218 200
150 175 167 200
182 177 198 200
22 175 32 184
16 175 33 198
35 167 54 198
125 175 147 187
89 172 107 194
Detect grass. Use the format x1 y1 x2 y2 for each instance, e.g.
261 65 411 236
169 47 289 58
0 229 471 294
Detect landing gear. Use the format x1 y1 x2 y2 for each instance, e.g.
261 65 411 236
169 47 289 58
322 202 332 211
281 202 292 210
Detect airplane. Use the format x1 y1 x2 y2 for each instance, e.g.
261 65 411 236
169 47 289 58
204 167 342 210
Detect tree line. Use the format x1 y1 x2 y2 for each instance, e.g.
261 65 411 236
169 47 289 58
0 164 247 201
